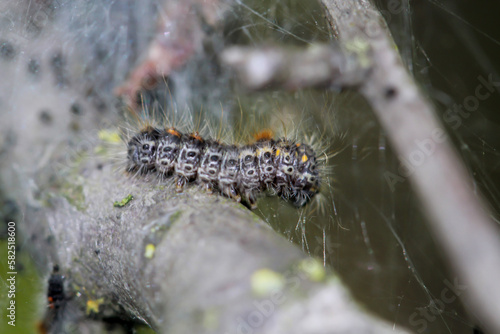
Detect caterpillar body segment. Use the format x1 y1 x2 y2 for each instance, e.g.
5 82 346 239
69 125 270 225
218 145 241 203
175 133 205 191
197 140 224 194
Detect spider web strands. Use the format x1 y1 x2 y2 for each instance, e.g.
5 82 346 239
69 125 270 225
367 200 454 334
320 0 500 333
426 0 500 47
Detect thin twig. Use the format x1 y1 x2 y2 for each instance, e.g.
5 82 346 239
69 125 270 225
221 44 370 90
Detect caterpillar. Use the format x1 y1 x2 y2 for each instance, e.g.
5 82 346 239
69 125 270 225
125 124 321 209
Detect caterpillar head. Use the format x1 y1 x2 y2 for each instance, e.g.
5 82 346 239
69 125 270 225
126 126 161 174
291 143 320 207
155 128 182 175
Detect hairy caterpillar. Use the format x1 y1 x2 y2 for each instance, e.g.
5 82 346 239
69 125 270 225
125 123 321 210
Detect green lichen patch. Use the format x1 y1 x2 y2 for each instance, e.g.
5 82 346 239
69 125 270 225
86 297 105 315
168 210 183 225
60 182 86 211
144 243 156 259
298 258 325 282
98 129 121 144
113 194 133 207
251 268 285 297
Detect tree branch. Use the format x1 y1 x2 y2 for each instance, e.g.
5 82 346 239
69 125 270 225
221 44 370 90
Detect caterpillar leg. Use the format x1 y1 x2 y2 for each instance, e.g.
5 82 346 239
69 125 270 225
221 185 241 203
242 190 258 210
291 192 308 207
176 177 187 192
202 182 214 194
230 185 242 203
291 189 318 207
278 186 292 201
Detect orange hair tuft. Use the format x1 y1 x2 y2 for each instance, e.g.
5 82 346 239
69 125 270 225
253 129 274 141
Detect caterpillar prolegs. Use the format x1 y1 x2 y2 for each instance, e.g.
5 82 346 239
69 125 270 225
126 125 320 209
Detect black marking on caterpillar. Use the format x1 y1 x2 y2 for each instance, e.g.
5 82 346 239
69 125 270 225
126 127 320 209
